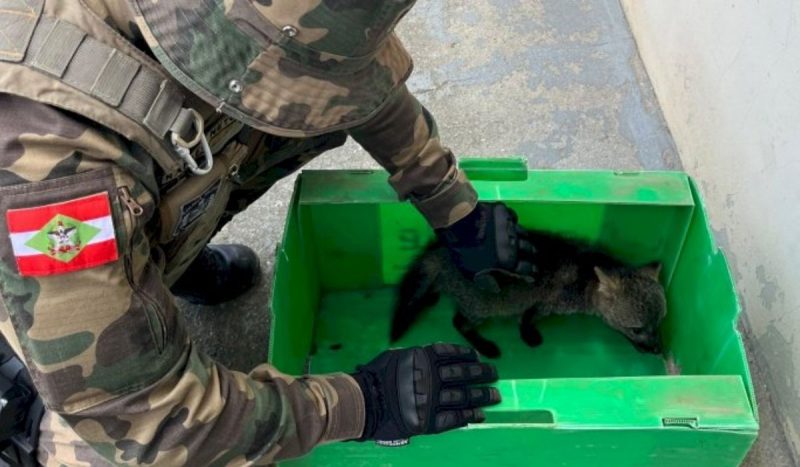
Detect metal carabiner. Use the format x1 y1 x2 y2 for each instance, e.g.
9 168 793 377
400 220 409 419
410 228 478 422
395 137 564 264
170 108 214 176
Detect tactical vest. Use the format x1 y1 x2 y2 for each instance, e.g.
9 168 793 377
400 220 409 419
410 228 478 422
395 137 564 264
0 1 288 287
0 0 351 287
0 0 209 183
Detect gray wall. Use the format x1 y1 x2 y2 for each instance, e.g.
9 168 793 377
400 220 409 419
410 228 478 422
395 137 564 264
621 0 800 458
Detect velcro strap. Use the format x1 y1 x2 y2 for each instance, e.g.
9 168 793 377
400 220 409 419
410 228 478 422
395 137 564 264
0 0 44 62
169 108 202 146
143 81 183 137
29 19 84 77
92 50 140 106
21 17 185 139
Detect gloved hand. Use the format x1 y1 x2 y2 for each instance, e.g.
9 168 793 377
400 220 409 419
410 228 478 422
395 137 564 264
437 202 535 292
351 343 501 446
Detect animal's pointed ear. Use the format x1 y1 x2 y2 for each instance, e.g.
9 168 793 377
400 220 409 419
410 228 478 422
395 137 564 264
594 266 619 295
640 262 662 281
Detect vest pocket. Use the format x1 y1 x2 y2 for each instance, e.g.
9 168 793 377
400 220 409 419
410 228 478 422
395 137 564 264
159 141 249 285
116 184 167 354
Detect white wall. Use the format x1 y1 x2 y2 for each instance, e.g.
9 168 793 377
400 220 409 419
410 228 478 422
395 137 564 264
620 0 800 456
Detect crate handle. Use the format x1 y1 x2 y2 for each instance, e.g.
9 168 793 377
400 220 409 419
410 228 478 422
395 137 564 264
459 157 529 182
484 409 555 425
662 417 699 429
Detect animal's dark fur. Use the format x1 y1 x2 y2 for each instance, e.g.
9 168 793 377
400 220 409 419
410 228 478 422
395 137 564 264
390 231 667 358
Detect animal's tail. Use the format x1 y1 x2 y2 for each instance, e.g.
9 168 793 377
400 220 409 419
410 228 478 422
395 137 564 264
390 249 442 342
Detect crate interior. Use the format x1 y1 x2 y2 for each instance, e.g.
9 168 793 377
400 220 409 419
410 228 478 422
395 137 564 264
270 169 754 404
313 289 667 378
269 168 759 466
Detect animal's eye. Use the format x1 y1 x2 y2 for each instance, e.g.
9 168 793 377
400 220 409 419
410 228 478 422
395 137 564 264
630 326 647 334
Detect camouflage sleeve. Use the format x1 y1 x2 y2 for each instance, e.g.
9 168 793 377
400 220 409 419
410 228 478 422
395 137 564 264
348 85 479 229
0 94 364 466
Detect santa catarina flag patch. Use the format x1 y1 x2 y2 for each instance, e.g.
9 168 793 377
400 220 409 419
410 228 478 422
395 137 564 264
6 192 119 277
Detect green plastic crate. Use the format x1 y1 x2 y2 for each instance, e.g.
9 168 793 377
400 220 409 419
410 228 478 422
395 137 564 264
269 159 758 466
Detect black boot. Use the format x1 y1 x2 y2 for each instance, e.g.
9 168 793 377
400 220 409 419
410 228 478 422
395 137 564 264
171 244 262 305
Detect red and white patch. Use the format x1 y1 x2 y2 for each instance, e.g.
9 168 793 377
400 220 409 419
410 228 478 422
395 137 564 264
6 192 119 277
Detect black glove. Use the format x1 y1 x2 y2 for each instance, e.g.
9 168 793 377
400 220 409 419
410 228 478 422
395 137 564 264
351 343 501 446
437 202 535 292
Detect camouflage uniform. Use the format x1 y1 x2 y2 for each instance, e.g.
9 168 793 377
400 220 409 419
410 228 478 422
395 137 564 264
0 1 478 465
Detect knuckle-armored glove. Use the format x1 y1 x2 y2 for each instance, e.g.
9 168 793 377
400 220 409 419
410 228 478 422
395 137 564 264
351 343 501 446
437 202 536 292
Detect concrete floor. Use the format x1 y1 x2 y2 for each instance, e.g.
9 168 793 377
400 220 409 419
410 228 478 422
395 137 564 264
180 1 795 465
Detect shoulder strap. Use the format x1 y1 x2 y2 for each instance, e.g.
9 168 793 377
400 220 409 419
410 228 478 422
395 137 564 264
0 1 201 180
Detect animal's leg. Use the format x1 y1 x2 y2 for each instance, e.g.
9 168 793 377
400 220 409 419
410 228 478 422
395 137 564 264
453 311 501 359
390 262 442 342
519 307 544 348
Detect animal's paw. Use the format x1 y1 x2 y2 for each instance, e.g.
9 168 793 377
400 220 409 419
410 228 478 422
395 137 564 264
520 325 543 348
475 341 502 359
